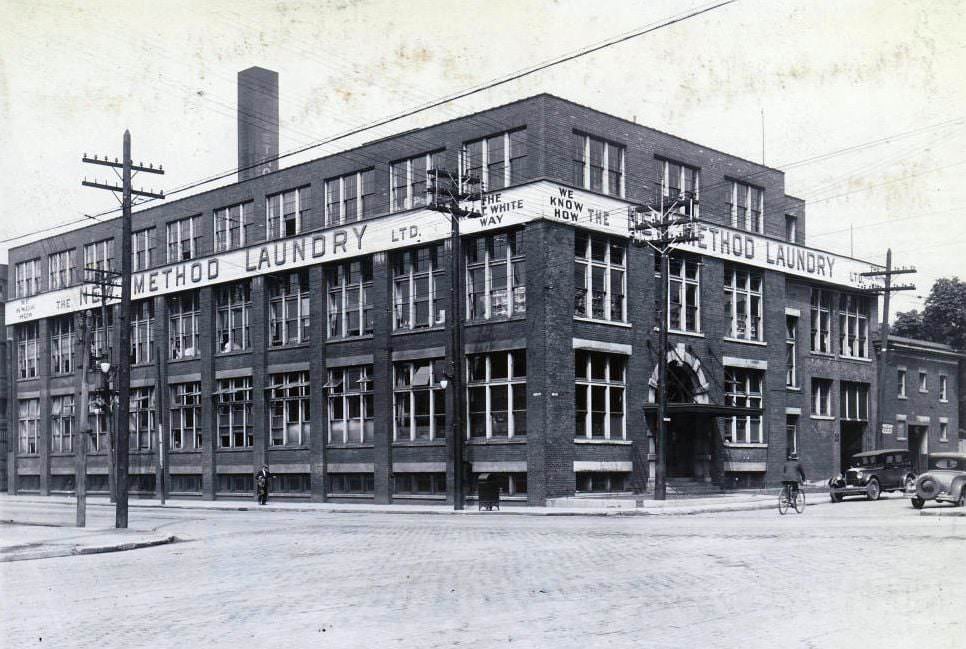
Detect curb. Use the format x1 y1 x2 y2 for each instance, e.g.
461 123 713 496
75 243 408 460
74 535 180 556
919 509 966 517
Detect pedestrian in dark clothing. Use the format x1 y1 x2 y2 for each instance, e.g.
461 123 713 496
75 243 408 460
782 453 806 497
255 464 271 505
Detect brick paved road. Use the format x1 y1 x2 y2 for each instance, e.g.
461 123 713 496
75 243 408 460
1 497 963 648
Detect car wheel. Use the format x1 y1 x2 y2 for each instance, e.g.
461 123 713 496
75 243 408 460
911 497 925 509
866 479 881 501
903 475 916 493
830 492 843 503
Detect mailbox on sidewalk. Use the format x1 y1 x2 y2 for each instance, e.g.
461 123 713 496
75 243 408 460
477 474 500 511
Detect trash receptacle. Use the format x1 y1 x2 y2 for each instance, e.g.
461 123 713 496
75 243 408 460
477 473 500 511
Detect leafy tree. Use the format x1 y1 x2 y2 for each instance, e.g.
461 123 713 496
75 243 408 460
891 309 924 339
921 277 966 350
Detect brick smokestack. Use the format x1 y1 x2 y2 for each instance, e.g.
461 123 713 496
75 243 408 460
237 66 279 182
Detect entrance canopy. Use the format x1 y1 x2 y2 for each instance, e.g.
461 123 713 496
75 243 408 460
643 403 762 417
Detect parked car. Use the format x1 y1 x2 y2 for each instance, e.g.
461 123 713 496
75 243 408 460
828 449 916 502
911 453 966 509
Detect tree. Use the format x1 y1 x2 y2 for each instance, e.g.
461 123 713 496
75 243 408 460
891 310 924 339
921 277 966 351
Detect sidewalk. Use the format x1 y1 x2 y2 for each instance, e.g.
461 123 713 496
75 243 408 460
0 522 178 562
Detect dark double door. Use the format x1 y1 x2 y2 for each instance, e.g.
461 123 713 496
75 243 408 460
668 414 698 478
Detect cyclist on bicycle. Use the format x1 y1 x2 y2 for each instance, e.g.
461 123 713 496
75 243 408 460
782 452 806 496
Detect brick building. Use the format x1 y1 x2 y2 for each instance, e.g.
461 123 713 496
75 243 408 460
4 76 890 504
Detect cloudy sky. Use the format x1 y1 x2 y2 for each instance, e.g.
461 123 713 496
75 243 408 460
1 0 964 317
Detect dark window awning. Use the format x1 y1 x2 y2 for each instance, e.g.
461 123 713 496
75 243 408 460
643 402 763 417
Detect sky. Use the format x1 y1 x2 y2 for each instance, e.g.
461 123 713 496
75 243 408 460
1 0 964 317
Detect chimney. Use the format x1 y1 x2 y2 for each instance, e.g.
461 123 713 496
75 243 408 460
237 66 279 182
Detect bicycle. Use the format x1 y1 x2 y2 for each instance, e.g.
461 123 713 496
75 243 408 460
778 482 806 515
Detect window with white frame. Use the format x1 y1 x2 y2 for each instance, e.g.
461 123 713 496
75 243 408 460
896 419 907 441
393 359 447 441
472 472 528 496
17 322 39 379
838 294 869 359
724 367 764 444
83 239 114 274
724 265 762 341
840 382 869 421
576 472 627 493
575 350 626 440
786 315 798 388
466 350 527 439
270 371 310 447
15 258 41 297
87 403 108 453
898 368 907 398
216 281 252 353
217 377 253 448
810 288 832 353
466 230 526 320
326 258 374 338
91 309 113 361
326 366 374 444
129 300 154 365
166 215 201 262
786 415 799 456
940 375 948 401
573 132 624 197
213 202 252 252
668 255 701 333
18 398 39 454
49 250 75 290
168 291 200 360
328 473 374 495
129 387 155 451
269 270 310 347
49 315 75 375
463 128 528 192
325 169 376 225
729 181 763 233
574 232 625 322
940 421 949 442
393 244 446 330
785 214 798 242
131 228 154 271
919 371 928 393
394 473 447 496
266 187 310 239
170 382 202 450
812 378 832 417
391 151 445 212
50 395 75 454
657 158 699 216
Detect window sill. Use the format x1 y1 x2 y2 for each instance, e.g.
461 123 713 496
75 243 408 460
465 315 527 328
466 438 527 445
723 337 766 346
268 342 312 351
16 377 40 383
940 399 949 404
723 442 767 448
268 446 311 451
897 395 907 400
326 334 375 343
326 493 374 498
327 443 375 449
786 386 801 392
393 440 447 447
668 330 704 339
216 349 253 358
574 316 632 328
168 356 202 364
574 438 631 445
810 415 835 421
392 325 447 337
838 356 872 363
393 494 447 500
919 390 929 394
809 351 835 358
216 447 256 452
169 449 203 454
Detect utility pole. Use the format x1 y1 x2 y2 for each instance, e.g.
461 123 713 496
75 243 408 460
75 311 92 527
631 192 700 500
82 132 164 528
427 167 481 511
861 248 916 450
155 346 166 505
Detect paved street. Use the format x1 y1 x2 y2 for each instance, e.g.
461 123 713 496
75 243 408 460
1 496 963 648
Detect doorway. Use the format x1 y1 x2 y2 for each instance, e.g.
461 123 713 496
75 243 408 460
668 414 696 477
840 422 865 473
908 425 928 474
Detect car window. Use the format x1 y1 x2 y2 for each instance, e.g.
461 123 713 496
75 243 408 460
884 455 895 466
933 458 963 471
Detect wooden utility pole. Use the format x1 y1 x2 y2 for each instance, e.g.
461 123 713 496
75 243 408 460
75 311 92 528
82 132 164 528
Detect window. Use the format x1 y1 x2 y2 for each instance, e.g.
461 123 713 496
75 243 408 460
216 281 252 352
214 203 252 252
724 368 764 444
274 474 311 494
218 474 254 494
129 300 154 365
896 419 907 441
576 472 626 493
729 181 763 233
166 215 201 262
327 366 373 444
462 128 528 192
129 387 155 451
785 215 798 242
575 351 626 440
269 271 310 346
325 169 376 225
14 258 41 297
83 239 114 274
573 132 624 196
393 244 446 330
786 315 798 388
466 230 526 320
940 375 948 402
49 315 75 375
170 474 202 494
898 369 907 398
18 399 39 454
786 415 799 457
266 187 310 239
16 322 39 379
391 151 445 212
91 308 114 361
839 294 870 359
668 255 701 333
919 371 928 393
49 250 75 289
87 403 108 453
394 473 447 496
840 382 869 421
466 350 527 439
812 378 832 417
217 377 253 448
168 291 200 360
810 288 832 353
269 371 310 447
940 421 949 442
170 382 202 450
326 259 374 338
50 395 75 453
574 232 625 321
471 472 527 497
131 228 154 271
657 159 699 216
393 360 447 441
328 473 374 495
724 266 762 341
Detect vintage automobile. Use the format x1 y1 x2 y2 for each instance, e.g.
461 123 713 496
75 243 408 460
911 453 966 509
828 449 916 502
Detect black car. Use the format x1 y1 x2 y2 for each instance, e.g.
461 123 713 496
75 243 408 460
828 449 916 502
